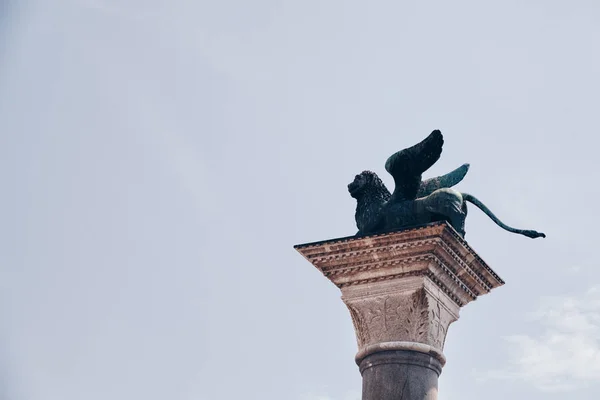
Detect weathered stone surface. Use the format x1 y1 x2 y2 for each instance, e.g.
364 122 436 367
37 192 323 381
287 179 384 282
345 287 457 357
295 222 504 400
295 222 503 359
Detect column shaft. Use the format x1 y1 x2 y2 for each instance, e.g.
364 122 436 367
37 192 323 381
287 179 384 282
359 350 442 400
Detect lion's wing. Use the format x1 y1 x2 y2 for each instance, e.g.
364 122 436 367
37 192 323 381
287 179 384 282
385 130 444 202
417 163 470 198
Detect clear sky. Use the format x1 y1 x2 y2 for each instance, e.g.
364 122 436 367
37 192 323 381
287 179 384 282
1 1 599 399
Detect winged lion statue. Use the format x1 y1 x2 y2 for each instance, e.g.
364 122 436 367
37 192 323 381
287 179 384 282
348 130 546 239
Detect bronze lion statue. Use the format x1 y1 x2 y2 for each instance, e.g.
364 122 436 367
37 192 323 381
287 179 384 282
348 130 545 239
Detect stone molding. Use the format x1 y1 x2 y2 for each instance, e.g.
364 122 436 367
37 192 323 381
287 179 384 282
358 349 444 376
295 223 502 300
355 341 446 367
295 222 504 360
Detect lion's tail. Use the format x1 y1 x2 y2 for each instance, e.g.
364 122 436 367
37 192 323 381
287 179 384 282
462 193 546 239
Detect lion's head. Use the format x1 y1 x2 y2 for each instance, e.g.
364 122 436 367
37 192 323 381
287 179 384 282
348 171 391 234
348 170 391 201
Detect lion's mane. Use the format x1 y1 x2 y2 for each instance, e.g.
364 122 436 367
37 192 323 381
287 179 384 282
354 171 391 233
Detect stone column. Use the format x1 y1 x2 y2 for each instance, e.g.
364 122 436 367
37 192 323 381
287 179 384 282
294 222 504 400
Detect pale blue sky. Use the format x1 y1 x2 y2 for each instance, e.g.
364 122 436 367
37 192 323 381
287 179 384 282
1 1 599 399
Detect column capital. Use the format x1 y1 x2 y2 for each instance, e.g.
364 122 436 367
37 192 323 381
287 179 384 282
295 222 504 364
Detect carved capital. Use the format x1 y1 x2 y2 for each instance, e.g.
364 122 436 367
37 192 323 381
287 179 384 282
344 287 457 354
295 222 504 363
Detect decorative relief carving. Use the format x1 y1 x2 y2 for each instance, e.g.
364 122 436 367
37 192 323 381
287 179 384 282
345 289 457 351
426 294 456 350
346 289 433 347
429 302 444 349
338 269 425 288
347 304 368 346
296 223 504 357
400 290 430 342
324 252 433 278
318 239 440 275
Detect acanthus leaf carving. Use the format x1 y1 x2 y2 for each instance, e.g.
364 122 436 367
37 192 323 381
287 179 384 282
345 289 436 347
